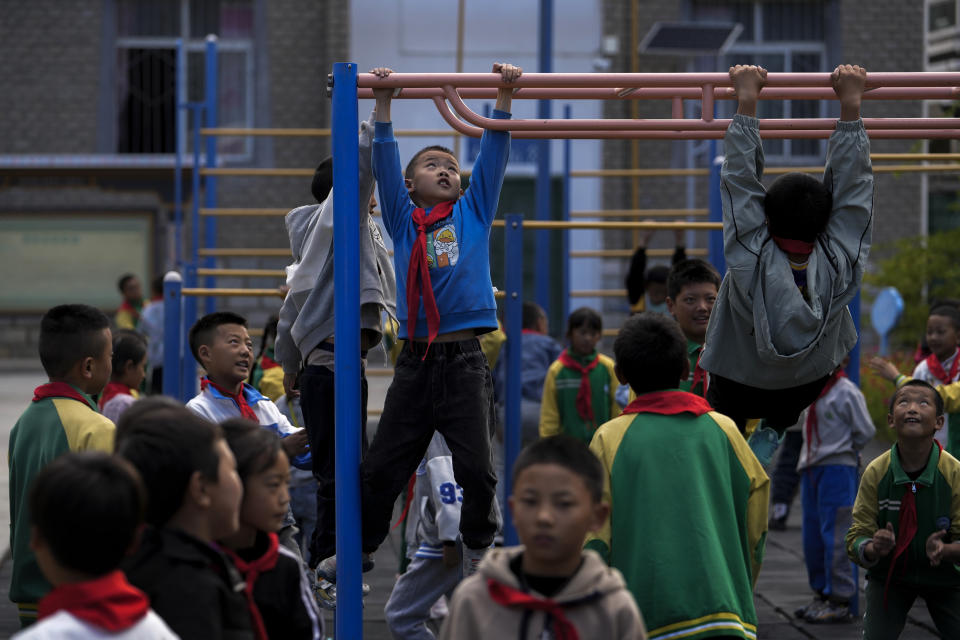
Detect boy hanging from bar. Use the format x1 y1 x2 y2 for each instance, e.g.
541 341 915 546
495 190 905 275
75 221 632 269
316 62 522 591
700 64 874 465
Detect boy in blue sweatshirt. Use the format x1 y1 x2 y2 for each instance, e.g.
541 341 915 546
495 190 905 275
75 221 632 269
317 62 521 589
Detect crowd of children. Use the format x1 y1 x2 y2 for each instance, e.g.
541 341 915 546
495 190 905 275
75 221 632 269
11 60 960 640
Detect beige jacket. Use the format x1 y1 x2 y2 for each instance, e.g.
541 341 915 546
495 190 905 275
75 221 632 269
439 547 646 640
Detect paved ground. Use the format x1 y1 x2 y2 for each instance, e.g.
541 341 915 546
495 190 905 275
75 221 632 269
0 363 947 638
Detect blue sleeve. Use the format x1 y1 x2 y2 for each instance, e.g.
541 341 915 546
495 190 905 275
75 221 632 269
459 109 512 226
372 121 411 240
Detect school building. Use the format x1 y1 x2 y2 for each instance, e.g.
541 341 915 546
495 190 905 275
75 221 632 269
0 0 955 356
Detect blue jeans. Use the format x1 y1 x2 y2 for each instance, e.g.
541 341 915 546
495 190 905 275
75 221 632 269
801 465 857 600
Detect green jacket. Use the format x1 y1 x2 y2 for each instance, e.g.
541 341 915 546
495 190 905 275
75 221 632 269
9 383 115 607
586 400 769 640
846 442 960 588
539 350 619 445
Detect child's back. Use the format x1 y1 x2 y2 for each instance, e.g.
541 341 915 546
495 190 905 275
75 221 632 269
587 313 767 640
701 65 873 437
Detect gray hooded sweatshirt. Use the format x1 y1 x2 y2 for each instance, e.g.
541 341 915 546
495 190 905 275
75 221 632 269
275 113 397 374
700 114 873 390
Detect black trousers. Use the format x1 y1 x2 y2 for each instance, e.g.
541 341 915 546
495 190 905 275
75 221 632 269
360 339 498 552
708 373 830 435
299 364 368 567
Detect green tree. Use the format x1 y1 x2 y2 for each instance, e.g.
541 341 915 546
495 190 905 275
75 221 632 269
864 228 960 348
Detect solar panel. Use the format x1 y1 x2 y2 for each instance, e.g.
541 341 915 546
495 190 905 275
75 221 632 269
639 22 743 56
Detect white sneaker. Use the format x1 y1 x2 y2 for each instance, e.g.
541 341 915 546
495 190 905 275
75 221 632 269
462 546 487 578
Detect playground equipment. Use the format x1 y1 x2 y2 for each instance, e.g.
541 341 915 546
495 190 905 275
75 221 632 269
163 56 960 637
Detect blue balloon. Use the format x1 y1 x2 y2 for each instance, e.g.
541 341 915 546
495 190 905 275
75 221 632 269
871 287 904 336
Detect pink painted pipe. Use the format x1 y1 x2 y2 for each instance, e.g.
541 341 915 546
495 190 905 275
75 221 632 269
357 71 960 89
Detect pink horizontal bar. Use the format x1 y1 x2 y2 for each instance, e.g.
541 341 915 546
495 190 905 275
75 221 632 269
429 97 960 140
441 86 959 132
358 71 960 90
357 86 960 101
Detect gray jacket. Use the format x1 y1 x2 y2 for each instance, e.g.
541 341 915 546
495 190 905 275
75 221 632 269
700 115 873 389
275 113 397 374
797 375 875 470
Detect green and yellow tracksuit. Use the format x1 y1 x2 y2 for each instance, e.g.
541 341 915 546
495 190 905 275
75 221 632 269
586 393 769 640
539 350 619 445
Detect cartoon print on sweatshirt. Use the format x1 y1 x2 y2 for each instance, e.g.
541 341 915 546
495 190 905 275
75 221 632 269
427 223 459 269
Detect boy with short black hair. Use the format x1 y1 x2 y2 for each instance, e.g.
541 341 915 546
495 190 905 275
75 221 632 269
116 398 253 638
846 380 960 639
319 62 521 584
665 258 721 397
540 306 619 445
9 304 116 626
588 312 768 640
700 64 873 463
625 225 686 315
439 434 646 639
12 452 176 639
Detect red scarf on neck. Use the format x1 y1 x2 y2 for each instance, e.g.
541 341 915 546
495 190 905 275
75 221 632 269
487 579 579 640
557 349 600 427
33 382 91 407
118 299 142 320
38 570 149 632
691 347 707 397
883 442 941 608
99 381 134 410
771 235 814 256
201 377 258 422
222 532 280 640
804 370 847 458
622 390 713 416
925 349 959 385
407 201 455 358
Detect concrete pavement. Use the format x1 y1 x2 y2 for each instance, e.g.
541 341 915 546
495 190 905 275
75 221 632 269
0 363 948 638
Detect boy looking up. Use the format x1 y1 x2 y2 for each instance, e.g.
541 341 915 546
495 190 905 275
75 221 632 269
12 453 176 639
439 435 646 640
700 64 873 464
665 258 721 397
318 62 521 584
117 398 253 639
587 313 768 640
846 380 960 639
9 304 116 627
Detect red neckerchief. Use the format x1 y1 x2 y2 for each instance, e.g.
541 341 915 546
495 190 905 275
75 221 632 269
487 579 579 640
883 441 942 608
804 370 847 459
622 390 713 416
259 354 280 370
691 347 707 397
32 382 92 407
99 381 134 409
407 200 454 358
201 377 258 422
223 532 280 640
558 349 600 427
391 473 418 532
521 329 543 335
118 299 142 321
925 349 959 385
38 570 149 632
771 235 814 256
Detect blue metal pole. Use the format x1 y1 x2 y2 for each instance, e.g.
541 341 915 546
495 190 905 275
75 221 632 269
182 103 203 403
534 0 553 313
847 291 861 385
203 35 219 315
162 271 182 401
708 140 726 274
562 105 571 326
331 61 362 639
503 214 524 546
174 40 184 268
